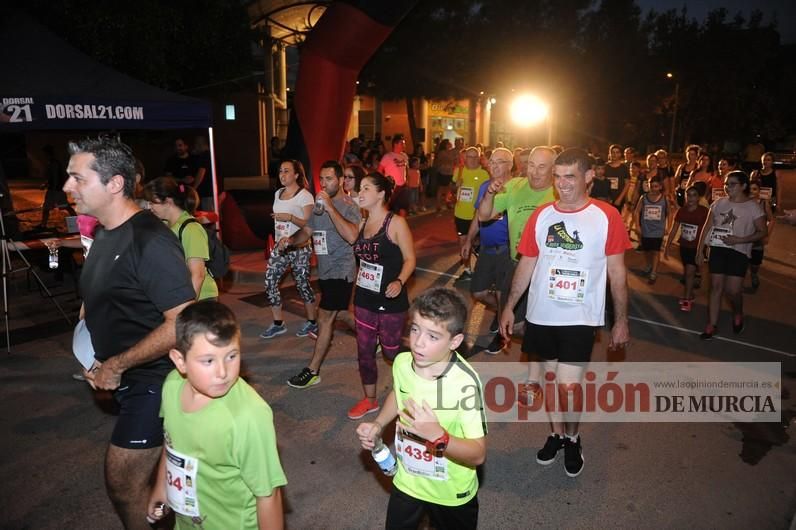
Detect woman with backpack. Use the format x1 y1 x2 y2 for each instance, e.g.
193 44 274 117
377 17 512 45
143 177 219 301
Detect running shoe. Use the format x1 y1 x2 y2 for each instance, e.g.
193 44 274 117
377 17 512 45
678 298 693 312
732 315 745 335
489 315 499 334
287 367 321 389
484 335 505 355
518 381 543 407
564 435 585 477
699 324 717 341
647 272 657 285
457 270 472 281
296 321 319 337
347 397 379 420
260 323 287 339
536 434 564 465
751 274 760 290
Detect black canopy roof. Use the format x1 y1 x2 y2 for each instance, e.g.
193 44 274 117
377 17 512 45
0 11 211 131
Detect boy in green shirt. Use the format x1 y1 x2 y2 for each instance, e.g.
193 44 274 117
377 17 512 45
147 301 287 529
357 288 487 529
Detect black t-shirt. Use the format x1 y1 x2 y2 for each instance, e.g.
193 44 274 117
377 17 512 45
194 151 218 198
81 210 195 384
604 163 630 201
164 154 199 184
590 177 613 200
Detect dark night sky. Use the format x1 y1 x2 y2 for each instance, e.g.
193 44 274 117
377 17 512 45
636 0 796 43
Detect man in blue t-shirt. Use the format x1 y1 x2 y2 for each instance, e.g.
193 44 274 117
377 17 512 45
461 148 513 355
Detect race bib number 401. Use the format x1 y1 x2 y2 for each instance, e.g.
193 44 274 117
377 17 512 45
547 267 588 304
165 446 201 517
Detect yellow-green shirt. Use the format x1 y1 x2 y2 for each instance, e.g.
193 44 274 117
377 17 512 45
453 167 490 220
171 211 219 300
492 178 556 259
391 351 487 507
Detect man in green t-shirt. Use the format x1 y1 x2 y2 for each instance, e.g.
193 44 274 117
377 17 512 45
477 146 556 351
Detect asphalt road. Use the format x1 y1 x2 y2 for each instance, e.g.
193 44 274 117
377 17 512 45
1 191 794 529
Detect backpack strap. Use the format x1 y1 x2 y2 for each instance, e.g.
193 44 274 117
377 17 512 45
177 217 201 243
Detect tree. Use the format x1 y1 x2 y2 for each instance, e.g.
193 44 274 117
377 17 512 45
20 0 253 92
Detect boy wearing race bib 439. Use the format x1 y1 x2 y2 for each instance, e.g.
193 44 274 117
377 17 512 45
357 288 487 530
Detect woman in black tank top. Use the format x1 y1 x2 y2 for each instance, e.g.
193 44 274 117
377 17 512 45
751 152 782 211
674 145 700 207
347 172 416 420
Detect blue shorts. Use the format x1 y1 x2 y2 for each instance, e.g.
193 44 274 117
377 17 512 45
110 381 164 449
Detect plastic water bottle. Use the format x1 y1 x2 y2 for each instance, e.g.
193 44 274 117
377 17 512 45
47 244 59 269
313 197 325 215
372 438 397 476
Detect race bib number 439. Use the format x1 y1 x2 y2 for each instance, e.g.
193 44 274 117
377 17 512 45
395 427 448 481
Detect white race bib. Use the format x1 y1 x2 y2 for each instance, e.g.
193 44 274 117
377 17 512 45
356 260 384 292
165 446 201 517
759 187 772 201
711 188 728 202
643 204 662 221
458 187 474 203
395 426 448 481
275 220 292 241
608 177 619 191
680 223 698 242
709 226 732 248
547 267 588 304
312 231 328 255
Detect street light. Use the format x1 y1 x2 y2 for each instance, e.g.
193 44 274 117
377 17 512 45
510 94 551 145
666 72 680 153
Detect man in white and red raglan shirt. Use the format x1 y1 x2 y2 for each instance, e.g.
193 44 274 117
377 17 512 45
499 148 631 479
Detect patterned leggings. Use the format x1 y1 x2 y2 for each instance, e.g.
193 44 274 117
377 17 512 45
264 245 315 307
355 306 407 385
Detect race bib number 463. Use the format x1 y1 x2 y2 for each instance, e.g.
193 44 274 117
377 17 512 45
357 260 384 292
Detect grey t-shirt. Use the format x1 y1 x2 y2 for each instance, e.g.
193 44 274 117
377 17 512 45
708 197 764 258
308 193 361 281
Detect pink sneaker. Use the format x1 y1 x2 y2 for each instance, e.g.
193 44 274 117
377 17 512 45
347 397 379 420
679 299 693 312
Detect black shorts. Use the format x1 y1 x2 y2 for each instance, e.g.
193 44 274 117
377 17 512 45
640 237 663 251
750 246 764 266
522 322 596 363
386 486 478 530
454 216 472 236
436 172 453 187
470 248 512 293
708 246 749 277
111 381 164 449
318 278 354 311
390 186 411 213
679 246 698 267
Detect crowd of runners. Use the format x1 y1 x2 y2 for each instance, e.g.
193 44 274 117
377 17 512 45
62 132 785 529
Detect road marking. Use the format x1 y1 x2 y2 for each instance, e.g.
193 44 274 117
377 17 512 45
415 266 459 279
628 315 795 358
414 266 795 358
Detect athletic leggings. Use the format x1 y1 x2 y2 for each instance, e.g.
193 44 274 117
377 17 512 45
355 306 406 385
264 245 315 307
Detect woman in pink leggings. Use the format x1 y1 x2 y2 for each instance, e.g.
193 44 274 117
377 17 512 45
348 172 416 420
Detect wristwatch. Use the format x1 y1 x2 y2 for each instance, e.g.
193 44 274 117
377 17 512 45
425 429 450 453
